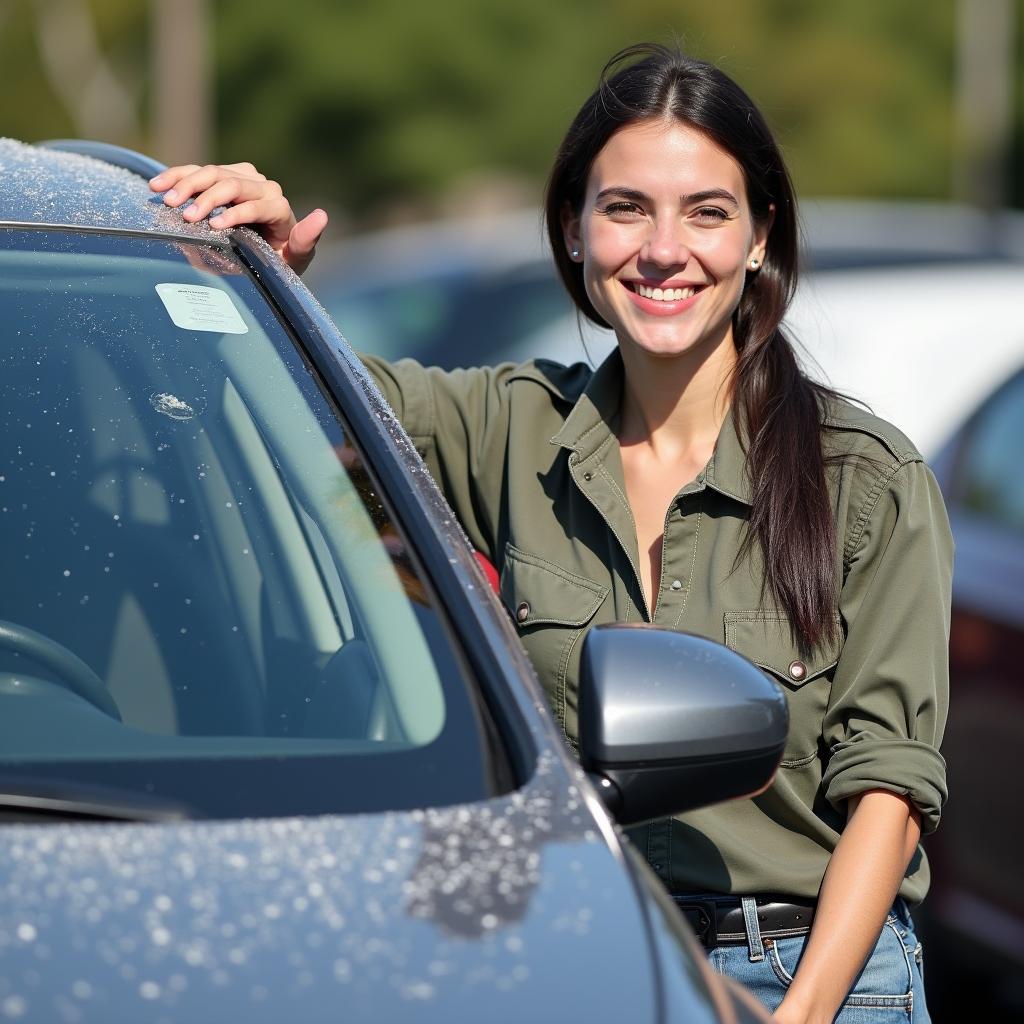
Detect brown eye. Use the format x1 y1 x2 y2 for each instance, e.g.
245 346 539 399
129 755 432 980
694 207 729 224
603 202 643 216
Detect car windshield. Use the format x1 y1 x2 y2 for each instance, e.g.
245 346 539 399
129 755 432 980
0 227 504 819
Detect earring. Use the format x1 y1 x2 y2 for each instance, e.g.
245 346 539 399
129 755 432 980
571 248 581 259
749 258 760 270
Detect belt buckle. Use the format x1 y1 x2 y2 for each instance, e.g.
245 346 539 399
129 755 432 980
673 898 718 949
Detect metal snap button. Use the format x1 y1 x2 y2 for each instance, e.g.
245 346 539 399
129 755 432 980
516 602 530 623
788 659 807 681
582 471 593 481
670 579 683 590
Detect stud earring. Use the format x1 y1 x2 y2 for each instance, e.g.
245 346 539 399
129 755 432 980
571 248 581 259
749 258 760 270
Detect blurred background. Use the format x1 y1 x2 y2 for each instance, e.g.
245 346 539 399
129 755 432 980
2 0 1022 222
3 0 1024 1017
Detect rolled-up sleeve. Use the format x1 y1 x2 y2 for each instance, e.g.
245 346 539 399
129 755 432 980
822 459 953 833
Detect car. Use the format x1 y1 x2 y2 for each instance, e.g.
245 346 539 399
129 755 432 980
0 138 785 1023
921 361 1024 1018
303 207 571 369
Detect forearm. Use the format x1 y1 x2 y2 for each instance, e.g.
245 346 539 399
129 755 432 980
774 790 921 1024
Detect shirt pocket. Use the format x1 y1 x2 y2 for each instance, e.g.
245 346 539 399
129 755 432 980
724 611 841 765
500 543 609 735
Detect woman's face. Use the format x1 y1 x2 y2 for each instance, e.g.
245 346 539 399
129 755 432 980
564 118 770 361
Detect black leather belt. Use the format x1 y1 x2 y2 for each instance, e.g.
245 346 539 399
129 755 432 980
672 895 816 950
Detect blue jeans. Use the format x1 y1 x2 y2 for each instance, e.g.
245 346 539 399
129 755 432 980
707 899 929 1022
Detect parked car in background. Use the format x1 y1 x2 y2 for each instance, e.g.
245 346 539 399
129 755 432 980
0 138 786 1023
304 208 570 369
789 260 1024 1020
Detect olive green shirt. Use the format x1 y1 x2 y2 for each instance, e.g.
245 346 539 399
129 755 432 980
364 350 951 904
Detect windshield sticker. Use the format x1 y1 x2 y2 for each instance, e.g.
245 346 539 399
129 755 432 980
155 283 249 334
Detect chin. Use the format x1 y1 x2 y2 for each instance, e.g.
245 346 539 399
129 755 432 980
618 330 708 360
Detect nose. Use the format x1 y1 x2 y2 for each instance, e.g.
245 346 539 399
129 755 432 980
640 219 690 269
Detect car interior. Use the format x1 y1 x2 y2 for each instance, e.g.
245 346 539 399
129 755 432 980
0 231 448 765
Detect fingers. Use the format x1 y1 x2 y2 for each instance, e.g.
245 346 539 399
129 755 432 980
148 164 201 194
208 198 296 248
148 161 325 273
149 162 273 214
178 175 283 224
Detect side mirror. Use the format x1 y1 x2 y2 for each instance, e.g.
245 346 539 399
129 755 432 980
578 624 788 826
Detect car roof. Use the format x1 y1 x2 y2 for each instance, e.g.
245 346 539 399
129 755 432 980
787 261 1024 456
0 138 222 243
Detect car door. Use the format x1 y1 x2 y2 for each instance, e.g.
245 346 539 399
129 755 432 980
929 364 1024 963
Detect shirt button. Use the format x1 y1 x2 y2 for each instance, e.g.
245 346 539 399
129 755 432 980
516 602 530 623
670 579 682 590
788 660 807 681
582 471 593 481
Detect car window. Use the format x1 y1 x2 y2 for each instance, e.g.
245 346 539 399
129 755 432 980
950 366 1024 534
0 227 505 818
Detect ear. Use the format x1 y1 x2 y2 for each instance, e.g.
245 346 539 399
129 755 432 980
561 201 583 262
748 202 775 268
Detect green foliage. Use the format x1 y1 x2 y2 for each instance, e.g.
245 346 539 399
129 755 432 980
0 0 147 148
1 0 1020 221
209 0 966 220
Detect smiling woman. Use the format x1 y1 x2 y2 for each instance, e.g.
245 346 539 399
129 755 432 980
151 42 950 1023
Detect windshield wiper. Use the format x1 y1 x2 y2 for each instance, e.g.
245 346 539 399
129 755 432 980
0 784 191 823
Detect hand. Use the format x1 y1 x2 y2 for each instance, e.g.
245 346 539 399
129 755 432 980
148 162 328 275
772 997 827 1024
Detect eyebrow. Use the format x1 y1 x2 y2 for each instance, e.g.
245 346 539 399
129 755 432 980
595 186 740 207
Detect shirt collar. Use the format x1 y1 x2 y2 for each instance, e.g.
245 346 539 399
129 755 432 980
549 348 753 506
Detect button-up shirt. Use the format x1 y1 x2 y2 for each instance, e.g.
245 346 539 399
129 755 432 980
365 350 951 903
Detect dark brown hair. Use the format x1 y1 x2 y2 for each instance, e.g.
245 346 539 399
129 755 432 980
544 43 837 650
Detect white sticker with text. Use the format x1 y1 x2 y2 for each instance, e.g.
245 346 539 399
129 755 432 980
155 283 249 335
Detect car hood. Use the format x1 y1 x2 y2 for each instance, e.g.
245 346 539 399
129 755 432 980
0 755 705 1023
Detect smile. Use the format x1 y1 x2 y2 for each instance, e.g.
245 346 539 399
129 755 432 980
622 280 705 316
633 283 698 301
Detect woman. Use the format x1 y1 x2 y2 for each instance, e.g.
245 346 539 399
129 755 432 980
151 44 949 1022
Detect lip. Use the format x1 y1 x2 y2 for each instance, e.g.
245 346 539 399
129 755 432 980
622 280 704 317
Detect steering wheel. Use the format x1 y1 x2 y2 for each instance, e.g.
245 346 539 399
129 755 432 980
0 620 121 720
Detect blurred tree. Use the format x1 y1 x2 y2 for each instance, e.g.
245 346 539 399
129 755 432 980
0 0 147 148
1 0 1020 223
211 0 965 223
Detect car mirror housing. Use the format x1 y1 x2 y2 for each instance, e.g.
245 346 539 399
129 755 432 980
579 624 788 827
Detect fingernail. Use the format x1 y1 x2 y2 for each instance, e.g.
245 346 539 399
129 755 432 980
209 215 224 228
164 189 178 202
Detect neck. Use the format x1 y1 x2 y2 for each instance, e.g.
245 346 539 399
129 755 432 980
616 328 738 458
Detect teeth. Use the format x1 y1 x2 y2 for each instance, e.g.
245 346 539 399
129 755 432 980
635 284 696 301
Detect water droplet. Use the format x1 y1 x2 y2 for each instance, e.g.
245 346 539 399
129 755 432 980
1 995 27 1018
71 981 92 1000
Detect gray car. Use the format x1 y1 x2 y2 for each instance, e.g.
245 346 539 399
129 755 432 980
0 138 784 1023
